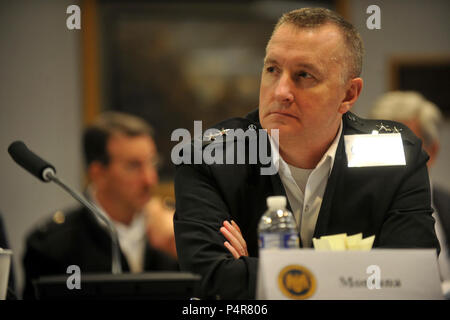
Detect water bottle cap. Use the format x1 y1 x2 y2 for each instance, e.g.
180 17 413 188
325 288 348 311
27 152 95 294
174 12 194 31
267 196 286 209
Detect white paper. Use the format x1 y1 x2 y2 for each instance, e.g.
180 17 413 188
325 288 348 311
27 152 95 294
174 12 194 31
344 133 406 167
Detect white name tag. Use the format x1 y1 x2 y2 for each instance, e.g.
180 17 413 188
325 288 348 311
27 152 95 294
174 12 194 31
344 133 406 167
256 249 443 300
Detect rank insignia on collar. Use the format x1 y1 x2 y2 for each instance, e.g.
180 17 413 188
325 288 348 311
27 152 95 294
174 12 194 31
205 128 231 141
392 126 403 133
375 122 392 133
220 128 231 135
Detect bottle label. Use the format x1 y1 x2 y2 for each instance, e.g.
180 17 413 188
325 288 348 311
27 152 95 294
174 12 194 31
259 233 280 249
283 233 299 248
259 232 299 249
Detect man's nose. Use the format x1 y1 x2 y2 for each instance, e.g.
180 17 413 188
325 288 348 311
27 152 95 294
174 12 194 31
274 73 294 105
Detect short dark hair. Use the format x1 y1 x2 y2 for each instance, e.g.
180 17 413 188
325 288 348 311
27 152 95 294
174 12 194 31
271 7 364 80
83 111 154 167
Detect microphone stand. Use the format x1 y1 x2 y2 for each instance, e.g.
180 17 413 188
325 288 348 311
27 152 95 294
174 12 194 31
43 169 122 274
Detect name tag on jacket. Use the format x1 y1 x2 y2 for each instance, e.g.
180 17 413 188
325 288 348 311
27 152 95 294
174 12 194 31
344 133 406 167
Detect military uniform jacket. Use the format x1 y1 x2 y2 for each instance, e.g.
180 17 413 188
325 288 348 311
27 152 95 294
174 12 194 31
23 206 179 299
174 109 439 300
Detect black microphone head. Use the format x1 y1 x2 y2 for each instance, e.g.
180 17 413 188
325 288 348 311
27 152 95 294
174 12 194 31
8 141 56 182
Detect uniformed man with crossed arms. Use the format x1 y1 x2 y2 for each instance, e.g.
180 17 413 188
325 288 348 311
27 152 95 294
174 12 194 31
173 8 439 299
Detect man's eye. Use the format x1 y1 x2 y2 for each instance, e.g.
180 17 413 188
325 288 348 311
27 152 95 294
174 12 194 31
126 162 141 170
266 66 277 73
298 71 312 79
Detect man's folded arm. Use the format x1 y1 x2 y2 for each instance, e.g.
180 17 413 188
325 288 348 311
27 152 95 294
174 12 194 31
174 163 257 299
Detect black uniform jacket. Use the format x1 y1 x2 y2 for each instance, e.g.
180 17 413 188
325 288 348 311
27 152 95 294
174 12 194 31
23 206 179 299
174 109 439 299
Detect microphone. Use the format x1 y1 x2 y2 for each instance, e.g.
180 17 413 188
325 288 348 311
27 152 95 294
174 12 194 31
8 141 56 182
7 141 122 274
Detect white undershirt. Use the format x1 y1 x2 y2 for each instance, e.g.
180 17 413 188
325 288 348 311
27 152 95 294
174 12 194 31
89 188 147 273
270 120 342 248
112 213 146 273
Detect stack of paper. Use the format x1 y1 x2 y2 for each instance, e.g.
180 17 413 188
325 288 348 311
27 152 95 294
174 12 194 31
312 233 375 251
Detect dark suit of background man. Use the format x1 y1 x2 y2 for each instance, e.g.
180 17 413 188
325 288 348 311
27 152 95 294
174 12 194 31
23 112 178 299
173 8 440 299
370 91 450 282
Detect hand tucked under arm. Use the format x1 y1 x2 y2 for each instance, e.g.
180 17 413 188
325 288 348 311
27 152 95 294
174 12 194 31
220 220 249 259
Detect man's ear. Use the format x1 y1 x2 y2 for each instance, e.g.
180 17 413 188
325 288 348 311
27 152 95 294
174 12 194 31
338 77 363 114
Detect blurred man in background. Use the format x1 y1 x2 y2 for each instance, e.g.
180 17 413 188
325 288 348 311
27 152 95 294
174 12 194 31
370 91 450 281
22 112 178 299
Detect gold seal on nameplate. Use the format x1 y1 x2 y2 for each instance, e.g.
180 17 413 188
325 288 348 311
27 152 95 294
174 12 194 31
278 265 317 299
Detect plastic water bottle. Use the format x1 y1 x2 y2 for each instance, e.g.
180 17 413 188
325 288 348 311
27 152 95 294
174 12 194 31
258 196 299 249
